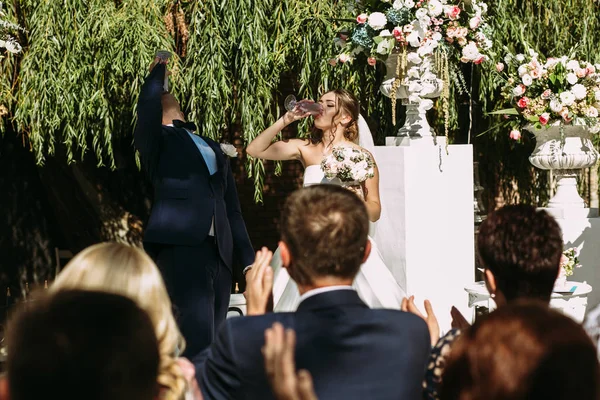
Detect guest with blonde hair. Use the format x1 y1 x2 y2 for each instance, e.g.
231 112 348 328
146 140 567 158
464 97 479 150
51 242 198 400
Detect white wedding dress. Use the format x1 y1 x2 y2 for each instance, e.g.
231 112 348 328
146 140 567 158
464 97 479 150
270 164 406 311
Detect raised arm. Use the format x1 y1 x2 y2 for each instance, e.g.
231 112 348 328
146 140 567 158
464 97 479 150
134 60 165 178
246 108 311 161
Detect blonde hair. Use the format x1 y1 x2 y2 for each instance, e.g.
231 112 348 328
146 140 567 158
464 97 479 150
50 243 187 400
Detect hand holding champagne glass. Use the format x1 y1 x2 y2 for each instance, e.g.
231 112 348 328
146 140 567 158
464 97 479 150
283 95 323 125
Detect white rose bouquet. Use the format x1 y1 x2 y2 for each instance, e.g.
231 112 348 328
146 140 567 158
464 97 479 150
321 146 375 183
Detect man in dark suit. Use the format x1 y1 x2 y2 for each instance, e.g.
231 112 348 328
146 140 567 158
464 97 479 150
200 185 431 400
134 58 254 360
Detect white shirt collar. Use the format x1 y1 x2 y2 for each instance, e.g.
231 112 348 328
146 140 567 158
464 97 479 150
298 285 354 304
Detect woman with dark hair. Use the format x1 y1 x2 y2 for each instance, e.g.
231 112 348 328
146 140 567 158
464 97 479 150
408 204 564 399
440 301 600 400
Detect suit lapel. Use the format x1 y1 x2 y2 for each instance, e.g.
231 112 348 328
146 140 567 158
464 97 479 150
203 137 226 173
171 127 210 174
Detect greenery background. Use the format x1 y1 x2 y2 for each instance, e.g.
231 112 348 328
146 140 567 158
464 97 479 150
1 0 599 300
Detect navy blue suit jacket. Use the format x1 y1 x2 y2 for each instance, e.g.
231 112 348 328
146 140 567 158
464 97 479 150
200 290 431 400
134 64 254 271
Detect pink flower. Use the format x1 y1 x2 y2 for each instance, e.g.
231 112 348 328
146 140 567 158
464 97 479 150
496 62 504 72
517 97 530 108
356 13 368 24
338 54 349 63
559 108 572 123
474 55 485 65
445 5 461 20
541 89 552 99
367 57 377 66
586 65 596 75
392 27 403 38
469 16 481 29
576 68 587 78
509 129 521 141
328 58 337 66
539 113 550 125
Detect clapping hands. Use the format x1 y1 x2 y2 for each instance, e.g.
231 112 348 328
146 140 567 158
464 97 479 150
244 247 274 316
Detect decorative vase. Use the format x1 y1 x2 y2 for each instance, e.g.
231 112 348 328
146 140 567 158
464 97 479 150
527 123 599 209
380 51 443 138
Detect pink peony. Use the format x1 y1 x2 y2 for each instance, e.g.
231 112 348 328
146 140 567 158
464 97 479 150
539 113 550 125
496 62 504 72
474 55 485 65
356 13 368 24
392 27 403 38
338 54 349 63
541 89 552 99
445 5 461 20
559 108 572 123
367 57 377 66
576 68 587 78
509 129 521 140
469 16 481 29
586 65 596 75
517 97 530 108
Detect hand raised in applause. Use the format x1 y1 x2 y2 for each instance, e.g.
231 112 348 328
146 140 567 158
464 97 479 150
244 247 274 316
263 323 318 400
401 296 440 346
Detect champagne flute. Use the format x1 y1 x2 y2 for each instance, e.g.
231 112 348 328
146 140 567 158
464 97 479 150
284 95 323 116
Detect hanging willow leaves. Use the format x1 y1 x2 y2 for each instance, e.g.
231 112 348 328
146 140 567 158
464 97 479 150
11 0 175 166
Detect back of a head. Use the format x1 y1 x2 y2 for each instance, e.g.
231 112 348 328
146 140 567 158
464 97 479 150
7 290 159 400
440 301 600 400
281 184 369 285
477 204 563 302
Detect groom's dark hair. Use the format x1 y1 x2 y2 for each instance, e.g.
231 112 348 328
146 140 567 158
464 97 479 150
280 184 369 285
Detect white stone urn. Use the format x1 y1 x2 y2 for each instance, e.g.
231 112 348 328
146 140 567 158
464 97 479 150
527 123 599 208
380 51 444 139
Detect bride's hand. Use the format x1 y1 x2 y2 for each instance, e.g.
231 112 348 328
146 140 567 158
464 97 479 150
282 100 313 125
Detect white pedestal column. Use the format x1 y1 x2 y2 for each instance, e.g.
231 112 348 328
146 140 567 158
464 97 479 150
373 138 475 332
545 208 600 312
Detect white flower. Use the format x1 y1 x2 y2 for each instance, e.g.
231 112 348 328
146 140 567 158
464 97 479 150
432 32 442 41
595 90 600 102
512 84 526 96
368 12 387 30
566 60 580 70
220 143 237 157
376 38 393 55
586 107 599 118
469 16 481 29
406 30 421 47
528 49 538 58
567 73 578 85
415 8 428 18
559 91 576 107
550 99 563 113
404 0 415 8
572 84 587 100
460 42 480 62
379 29 392 37
517 65 528 77
407 52 423 65
393 0 404 9
522 74 533 86
427 0 443 16
516 54 525 62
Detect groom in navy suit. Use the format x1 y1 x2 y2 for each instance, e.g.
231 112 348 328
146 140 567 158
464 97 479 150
199 185 431 399
134 58 254 359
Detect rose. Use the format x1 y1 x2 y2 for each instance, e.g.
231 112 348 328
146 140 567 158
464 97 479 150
586 106 599 118
541 89 552 99
512 84 526 96
522 74 533 86
356 13 368 24
517 65 528 77
576 68 587 78
559 108 572 122
474 55 485 65
566 60 580 70
367 57 377 66
516 97 530 108
572 84 587 100
445 5 461 20
460 42 479 62
566 73 578 85
550 99 563 113
509 129 521 140
404 0 415 8
427 0 444 16
415 8 428 19
392 27 403 38
469 16 481 29
559 91 576 106
539 113 550 125
496 62 504 72
393 0 404 9
367 12 387 30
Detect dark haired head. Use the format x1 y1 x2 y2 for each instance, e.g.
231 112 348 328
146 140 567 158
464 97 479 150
477 204 563 303
7 290 159 400
441 300 600 400
280 184 369 285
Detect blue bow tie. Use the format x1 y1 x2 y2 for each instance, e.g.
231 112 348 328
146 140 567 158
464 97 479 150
172 119 197 132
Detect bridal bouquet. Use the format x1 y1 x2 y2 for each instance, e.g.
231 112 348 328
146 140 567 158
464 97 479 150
321 146 375 183
494 49 600 135
334 0 492 65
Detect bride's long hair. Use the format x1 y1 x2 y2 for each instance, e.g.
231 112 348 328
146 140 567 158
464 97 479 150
309 89 360 145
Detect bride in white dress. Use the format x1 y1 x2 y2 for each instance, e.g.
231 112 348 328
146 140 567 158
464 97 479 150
246 89 405 311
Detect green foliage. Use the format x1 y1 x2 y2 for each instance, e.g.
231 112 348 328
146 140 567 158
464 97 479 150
8 0 174 166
